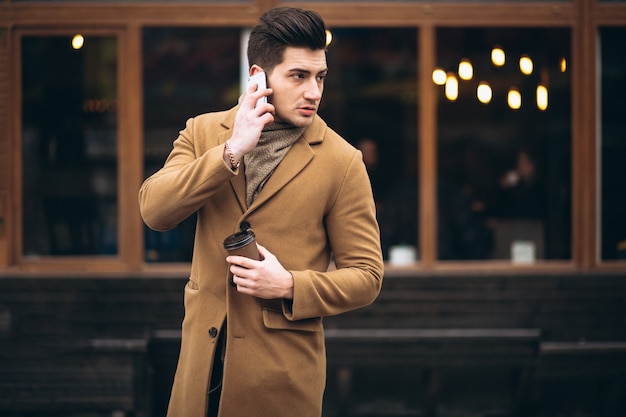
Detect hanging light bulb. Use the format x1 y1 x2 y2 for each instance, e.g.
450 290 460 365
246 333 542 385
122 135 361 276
477 82 492 104
325 30 333 47
445 72 458 101
508 87 521 110
432 67 447 85
458 59 473 81
72 34 85 50
559 57 567 73
491 46 505 67
536 84 548 110
519 55 533 75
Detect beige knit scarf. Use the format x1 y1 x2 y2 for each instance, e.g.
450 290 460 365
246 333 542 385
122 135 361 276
244 122 305 207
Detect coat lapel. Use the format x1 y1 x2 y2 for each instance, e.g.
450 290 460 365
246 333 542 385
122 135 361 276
247 137 314 212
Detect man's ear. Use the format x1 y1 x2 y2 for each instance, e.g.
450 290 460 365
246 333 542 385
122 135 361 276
249 64 264 76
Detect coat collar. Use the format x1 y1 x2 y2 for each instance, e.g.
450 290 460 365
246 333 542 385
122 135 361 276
219 105 327 212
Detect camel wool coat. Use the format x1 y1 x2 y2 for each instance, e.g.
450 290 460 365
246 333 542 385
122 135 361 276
139 105 384 417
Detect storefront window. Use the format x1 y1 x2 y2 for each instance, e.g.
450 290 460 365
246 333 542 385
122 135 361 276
599 26 626 261
436 28 571 261
142 27 241 262
321 28 418 262
22 35 118 256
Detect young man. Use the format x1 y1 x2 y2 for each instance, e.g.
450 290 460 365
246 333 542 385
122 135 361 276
139 7 383 417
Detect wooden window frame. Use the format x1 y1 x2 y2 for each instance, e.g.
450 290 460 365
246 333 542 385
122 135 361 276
0 0 625 275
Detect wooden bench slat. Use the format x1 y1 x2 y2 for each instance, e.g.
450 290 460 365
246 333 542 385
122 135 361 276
324 328 541 340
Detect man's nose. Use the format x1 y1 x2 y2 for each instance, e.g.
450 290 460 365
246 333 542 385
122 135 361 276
304 79 322 101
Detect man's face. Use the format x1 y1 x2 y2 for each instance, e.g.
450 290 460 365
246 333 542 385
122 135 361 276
266 47 327 128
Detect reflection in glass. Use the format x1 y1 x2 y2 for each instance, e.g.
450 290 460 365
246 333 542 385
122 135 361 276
321 28 418 261
22 35 118 256
142 27 241 262
436 28 571 261
600 27 626 260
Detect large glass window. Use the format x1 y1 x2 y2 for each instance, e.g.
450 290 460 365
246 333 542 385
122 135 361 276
321 28 418 262
142 27 241 262
22 34 118 256
599 26 626 261
435 28 571 262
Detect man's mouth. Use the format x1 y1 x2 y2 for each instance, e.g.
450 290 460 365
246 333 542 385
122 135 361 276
299 106 317 116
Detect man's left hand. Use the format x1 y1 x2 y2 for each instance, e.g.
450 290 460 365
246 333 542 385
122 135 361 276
227 243 294 299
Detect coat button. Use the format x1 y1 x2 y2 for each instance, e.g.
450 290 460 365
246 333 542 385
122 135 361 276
208 327 218 338
240 221 251 231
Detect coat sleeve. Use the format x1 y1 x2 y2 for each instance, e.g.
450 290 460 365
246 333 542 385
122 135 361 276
139 116 235 231
285 149 384 320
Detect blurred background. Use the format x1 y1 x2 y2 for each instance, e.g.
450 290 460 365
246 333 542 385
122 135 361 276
1 0 625 416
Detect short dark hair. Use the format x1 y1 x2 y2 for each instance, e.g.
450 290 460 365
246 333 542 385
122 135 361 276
247 7 327 73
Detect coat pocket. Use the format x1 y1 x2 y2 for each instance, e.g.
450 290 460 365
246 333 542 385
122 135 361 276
185 278 199 292
262 308 321 333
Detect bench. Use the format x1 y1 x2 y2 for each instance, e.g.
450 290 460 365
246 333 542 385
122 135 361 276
319 272 626 416
531 341 626 416
538 341 626 377
323 326 541 416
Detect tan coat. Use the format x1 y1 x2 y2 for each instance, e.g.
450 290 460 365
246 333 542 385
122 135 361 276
139 106 383 417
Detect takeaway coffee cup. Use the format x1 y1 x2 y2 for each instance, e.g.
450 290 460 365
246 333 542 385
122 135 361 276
223 229 261 286
223 229 261 260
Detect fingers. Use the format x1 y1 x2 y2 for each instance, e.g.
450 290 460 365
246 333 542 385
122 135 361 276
245 83 272 110
226 255 252 269
256 243 270 258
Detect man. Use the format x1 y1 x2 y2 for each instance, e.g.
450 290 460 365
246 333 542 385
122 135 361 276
139 7 383 417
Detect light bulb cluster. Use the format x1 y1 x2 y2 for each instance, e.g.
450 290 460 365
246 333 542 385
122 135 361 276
433 45 566 111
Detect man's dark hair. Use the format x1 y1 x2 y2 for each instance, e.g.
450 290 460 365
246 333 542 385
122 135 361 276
247 7 327 73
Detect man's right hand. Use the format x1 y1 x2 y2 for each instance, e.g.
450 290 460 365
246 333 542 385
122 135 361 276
226 82 274 163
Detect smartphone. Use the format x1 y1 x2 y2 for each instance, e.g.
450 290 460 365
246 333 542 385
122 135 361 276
247 72 268 108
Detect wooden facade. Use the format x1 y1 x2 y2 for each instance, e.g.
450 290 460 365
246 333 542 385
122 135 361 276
1 1 626 416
